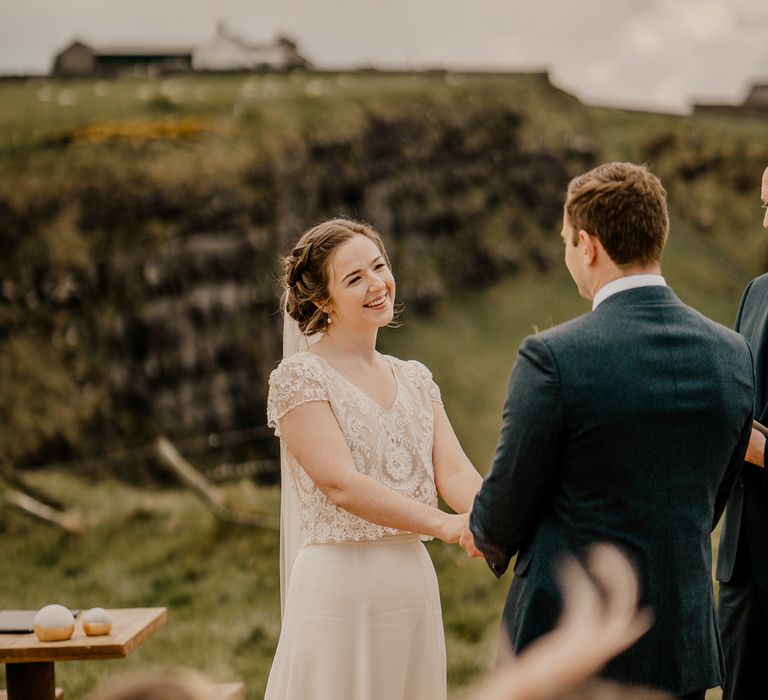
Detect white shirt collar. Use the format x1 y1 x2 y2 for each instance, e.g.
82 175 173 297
592 274 667 310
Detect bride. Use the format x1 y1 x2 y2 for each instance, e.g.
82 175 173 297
264 218 483 699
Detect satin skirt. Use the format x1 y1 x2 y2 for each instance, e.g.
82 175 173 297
264 534 447 700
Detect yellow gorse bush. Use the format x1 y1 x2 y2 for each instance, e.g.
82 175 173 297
48 118 212 146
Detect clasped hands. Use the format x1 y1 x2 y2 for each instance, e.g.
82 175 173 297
458 520 483 558
442 511 484 558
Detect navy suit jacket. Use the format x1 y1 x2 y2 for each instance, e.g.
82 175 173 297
717 273 768 588
470 285 754 695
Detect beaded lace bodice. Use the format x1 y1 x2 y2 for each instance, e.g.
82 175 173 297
267 351 441 544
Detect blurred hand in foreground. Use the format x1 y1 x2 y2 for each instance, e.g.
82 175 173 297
469 543 653 700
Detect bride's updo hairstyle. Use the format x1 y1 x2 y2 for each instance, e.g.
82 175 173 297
281 218 392 335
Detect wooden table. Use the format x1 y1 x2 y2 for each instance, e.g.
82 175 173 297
0 608 167 700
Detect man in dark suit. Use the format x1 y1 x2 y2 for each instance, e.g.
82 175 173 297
461 162 755 700
717 164 768 700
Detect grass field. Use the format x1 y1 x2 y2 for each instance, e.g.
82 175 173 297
0 71 577 155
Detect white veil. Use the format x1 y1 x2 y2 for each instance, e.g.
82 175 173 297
279 301 319 617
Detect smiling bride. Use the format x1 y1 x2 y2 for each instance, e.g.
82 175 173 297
263 218 482 700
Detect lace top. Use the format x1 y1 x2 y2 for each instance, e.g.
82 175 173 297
267 351 442 544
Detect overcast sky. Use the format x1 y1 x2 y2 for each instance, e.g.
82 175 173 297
2 0 767 112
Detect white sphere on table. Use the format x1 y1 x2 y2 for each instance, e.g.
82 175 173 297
82 607 113 636
33 604 75 642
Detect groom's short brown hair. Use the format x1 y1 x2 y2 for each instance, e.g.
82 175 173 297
565 162 669 266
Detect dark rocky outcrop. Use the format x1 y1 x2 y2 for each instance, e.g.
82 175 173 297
0 105 593 475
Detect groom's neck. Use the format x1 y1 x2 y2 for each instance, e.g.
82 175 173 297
587 262 662 302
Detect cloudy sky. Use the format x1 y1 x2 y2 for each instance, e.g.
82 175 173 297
2 0 767 112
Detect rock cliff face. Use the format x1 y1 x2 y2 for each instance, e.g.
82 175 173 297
1 105 592 472
108 230 279 435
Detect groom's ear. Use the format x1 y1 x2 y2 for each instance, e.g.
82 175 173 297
578 229 598 266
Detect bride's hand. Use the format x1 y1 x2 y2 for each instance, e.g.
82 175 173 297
437 512 468 543
459 525 483 558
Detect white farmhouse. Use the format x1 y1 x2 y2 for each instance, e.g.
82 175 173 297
193 23 310 72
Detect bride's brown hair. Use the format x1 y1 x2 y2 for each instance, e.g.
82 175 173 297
281 218 393 335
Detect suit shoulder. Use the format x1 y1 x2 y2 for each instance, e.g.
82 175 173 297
683 304 745 343
747 272 768 290
531 300 749 358
677 301 745 340
679 305 753 370
514 313 598 374
742 273 768 301
530 311 592 343
527 311 600 352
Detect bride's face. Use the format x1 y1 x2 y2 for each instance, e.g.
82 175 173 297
324 234 395 330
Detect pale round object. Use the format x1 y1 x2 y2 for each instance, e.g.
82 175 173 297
82 607 113 636
33 604 75 642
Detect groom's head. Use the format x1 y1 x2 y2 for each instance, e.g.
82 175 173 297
562 162 669 299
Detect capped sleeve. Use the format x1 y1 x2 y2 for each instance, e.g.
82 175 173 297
267 354 329 436
407 360 443 405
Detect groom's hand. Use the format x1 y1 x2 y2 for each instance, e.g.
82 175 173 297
746 426 766 467
459 525 483 558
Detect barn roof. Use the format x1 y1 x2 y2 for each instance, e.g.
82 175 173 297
91 44 195 57
58 40 194 57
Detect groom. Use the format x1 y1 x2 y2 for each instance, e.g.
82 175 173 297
463 162 754 700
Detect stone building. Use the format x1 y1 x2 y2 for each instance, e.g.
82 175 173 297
51 25 310 78
52 40 194 77
693 80 768 117
744 83 768 109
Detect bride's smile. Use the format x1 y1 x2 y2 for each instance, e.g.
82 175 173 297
364 291 389 309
